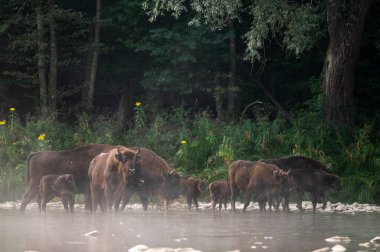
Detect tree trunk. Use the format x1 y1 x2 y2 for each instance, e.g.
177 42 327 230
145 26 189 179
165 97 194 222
36 4 48 118
116 90 127 132
322 0 372 127
83 0 101 112
48 0 57 118
227 19 237 117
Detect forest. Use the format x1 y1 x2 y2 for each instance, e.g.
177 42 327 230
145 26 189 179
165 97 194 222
0 0 379 204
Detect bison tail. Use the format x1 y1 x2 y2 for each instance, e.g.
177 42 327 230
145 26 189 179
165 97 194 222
25 153 35 184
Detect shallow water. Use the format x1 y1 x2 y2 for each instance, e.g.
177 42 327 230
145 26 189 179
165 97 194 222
0 208 379 252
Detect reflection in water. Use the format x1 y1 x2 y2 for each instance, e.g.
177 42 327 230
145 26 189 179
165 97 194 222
0 209 379 252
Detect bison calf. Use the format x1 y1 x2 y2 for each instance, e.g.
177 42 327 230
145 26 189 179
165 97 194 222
37 174 77 213
209 180 230 211
180 175 207 211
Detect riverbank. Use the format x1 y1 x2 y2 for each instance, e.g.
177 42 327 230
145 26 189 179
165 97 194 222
1 200 379 213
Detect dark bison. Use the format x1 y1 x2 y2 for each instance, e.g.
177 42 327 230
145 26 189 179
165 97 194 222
228 160 289 213
121 147 181 212
37 174 77 213
179 175 208 211
20 144 114 212
261 156 342 211
88 146 141 214
288 169 342 212
209 180 230 211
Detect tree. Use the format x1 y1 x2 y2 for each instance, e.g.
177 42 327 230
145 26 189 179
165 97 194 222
143 0 373 127
82 0 101 112
322 0 372 127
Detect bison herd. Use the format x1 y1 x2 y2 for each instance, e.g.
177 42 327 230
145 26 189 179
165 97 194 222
19 144 342 214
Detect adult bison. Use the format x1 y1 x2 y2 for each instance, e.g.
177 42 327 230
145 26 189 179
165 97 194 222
37 174 77 213
228 160 289 213
288 169 342 212
261 156 342 211
20 144 114 212
179 175 207 211
209 180 230 211
88 146 141 214
121 147 181 212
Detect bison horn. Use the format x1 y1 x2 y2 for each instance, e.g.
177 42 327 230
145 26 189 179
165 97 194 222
169 170 175 175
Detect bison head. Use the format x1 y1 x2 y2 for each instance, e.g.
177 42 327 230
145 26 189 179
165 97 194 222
197 180 208 193
52 174 77 194
115 146 142 175
326 173 343 191
164 170 181 200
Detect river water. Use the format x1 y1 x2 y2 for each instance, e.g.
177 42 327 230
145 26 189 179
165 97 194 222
0 208 379 252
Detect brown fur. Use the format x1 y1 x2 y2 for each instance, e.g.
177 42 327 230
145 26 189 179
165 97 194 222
261 156 340 212
37 174 77 213
228 160 289 213
121 147 181 212
88 146 140 214
180 175 208 211
209 180 230 211
20 144 115 212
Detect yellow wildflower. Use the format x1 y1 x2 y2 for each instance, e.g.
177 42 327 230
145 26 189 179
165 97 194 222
181 140 187 144
38 134 45 141
0 120 6 125
135 102 142 107
9 107 16 112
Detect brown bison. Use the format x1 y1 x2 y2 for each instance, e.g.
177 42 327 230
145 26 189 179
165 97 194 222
121 147 181 212
209 180 230 211
287 169 342 212
179 175 208 211
37 174 77 213
261 156 342 211
228 160 289 213
88 146 141 214
20 144 115 212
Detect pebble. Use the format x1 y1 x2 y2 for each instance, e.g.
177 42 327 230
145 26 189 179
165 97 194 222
128 245 149 252
311 247 330 252
330 244 346 252
370 236 380 244
84 230 99 237
325 236 351 243
358 242 371 248
2 201 380 213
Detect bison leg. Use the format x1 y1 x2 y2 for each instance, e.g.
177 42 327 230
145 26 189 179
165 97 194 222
218 197 223 211
139 193 149 211
296 190 304 211
69 196 75 213
37 193 42 212
230 182 238 212
105 186 114 213
20 181 39 212
320 193 327 210
186 195 192 211
62 197 70 212
243 191 253 213
120 189 135 211
282 191 290 213
311 192 318 213
210 194 216 211
193 196 199 211
223 196 227 211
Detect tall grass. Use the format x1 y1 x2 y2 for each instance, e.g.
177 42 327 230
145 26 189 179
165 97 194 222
0 106 379 204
